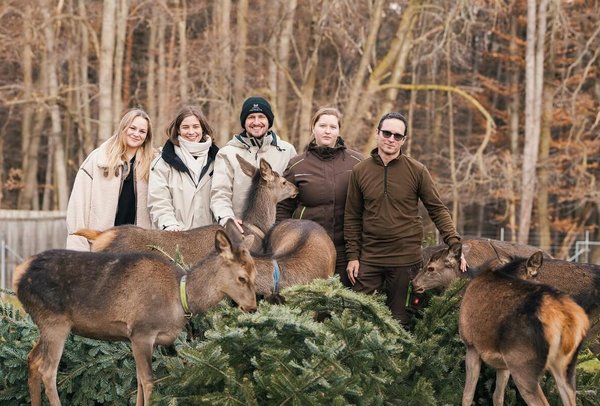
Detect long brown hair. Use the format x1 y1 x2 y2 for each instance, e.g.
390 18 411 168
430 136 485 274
104 109 154 181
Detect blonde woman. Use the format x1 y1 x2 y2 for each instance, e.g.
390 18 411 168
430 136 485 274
66 108 155 250
276 107 363 286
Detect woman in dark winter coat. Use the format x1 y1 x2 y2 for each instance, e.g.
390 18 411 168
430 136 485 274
276 107 363 286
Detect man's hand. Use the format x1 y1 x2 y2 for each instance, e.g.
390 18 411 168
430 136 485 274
346 260 360 285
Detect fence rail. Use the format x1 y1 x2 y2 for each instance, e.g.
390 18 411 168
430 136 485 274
0 210 67 290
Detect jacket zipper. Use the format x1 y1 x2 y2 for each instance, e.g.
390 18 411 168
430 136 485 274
383 165 388 195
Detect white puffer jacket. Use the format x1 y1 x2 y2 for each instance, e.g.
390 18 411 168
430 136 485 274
210 131 296 224
65 141 152 251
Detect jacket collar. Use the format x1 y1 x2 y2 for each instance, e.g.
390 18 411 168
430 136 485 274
370 147 403 166
160 139 218 173
307 137 346 160
232 130 283 151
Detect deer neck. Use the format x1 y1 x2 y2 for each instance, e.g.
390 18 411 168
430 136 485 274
184 259 225 314
242 192 276 234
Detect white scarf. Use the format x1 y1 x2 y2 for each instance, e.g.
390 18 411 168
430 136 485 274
176 136 212 181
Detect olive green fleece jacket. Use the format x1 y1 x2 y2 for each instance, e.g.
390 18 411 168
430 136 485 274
344 148 460 266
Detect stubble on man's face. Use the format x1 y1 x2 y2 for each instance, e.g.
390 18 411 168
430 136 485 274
245 113 269 138
376 118 406 158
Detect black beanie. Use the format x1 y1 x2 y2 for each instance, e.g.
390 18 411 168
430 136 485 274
240 96 274 129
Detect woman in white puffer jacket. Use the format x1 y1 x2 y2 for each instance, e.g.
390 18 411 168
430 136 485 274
148 106 218 231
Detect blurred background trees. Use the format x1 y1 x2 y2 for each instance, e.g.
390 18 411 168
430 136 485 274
0 0 598 259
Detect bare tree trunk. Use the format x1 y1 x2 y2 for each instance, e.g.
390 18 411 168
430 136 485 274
537 82 553 252
78 0 94 156
156 10 168 139
98 0 117 142
40 0 69 210
507 13 520 242
177 0 189 103
217 0 232 144
123 14 135 108
518 0 549 244
112 0 130 124
343 0 385 140
18 4 35 209
275 0 296 139
446 45 459 226
147 7 158 144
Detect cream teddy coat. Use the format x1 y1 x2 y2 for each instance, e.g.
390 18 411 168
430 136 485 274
65 141 152 251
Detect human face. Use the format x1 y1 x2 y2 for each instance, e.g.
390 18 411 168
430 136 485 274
313 114 339 148
179 115 203 142
244 113 269 138
125 116 149 153
376 118 406 159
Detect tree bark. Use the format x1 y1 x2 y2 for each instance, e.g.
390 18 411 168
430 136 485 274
112 0 130 124
177 0 189 103
518 0 549 244
537 82 553 252
40 0 69 210
275 0 296 140
98 0 117 142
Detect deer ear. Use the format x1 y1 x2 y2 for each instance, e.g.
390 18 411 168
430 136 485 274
215 230 234 260
259 159 275 182
526 251 543 277
236 154 256 178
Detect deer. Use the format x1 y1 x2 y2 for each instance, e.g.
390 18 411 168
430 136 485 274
76 155 336 298
75 154 298 257
460 255 589 406
413 242 600 354
13 230 257 406
413 238 553 293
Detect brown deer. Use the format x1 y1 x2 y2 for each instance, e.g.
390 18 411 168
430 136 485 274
460 256 589 406
413 238 552 292
76 156 336 297
75 154 298 256
413 242 600 354
13 230 256 406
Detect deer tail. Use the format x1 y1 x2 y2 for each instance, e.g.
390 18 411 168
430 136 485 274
73 228 103 241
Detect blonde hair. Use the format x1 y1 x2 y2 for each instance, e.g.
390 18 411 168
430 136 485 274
311 106 343 130
104 109 154 181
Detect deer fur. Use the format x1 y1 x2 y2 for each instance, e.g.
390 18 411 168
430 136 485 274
460 256 589 406
414 239 553 293
75 154 298 256
75 156 335 297
13 230 256 406
414 242 600 354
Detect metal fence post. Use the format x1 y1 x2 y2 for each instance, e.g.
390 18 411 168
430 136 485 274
1 239 5 290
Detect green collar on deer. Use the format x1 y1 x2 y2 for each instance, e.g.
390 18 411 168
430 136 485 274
179 274 193 319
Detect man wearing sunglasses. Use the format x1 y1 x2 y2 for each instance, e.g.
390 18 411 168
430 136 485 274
344 112 464 328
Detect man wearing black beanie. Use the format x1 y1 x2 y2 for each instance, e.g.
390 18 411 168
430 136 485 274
211 96 296 232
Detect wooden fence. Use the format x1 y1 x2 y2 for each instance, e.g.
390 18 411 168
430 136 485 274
0 210 67 290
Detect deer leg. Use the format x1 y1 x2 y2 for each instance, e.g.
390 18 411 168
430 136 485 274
131 336 156 406
37 324 70 406
461 346 481 406
27 341 44 406
548 364 576 406
510 370 549 406
492 369 510 406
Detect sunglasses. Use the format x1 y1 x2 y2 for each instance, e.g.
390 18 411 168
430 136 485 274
378 129 406 141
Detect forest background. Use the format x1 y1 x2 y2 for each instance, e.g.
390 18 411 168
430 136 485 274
0 0 598 261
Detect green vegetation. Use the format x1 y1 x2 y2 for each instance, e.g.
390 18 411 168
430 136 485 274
1 280 598 405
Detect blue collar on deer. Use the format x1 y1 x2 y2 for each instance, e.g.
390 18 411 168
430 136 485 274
272 259 281 295
179 274 193 319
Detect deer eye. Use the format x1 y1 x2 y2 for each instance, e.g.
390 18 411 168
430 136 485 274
238 276 247 284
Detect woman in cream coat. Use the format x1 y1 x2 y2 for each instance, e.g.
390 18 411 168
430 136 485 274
148 106 218 231
66 108 155 250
